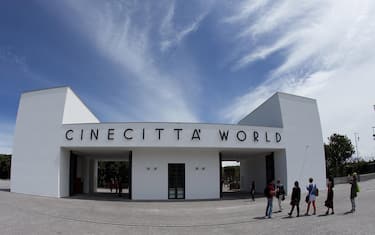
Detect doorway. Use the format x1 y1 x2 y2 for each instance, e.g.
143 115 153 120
168 163 185 199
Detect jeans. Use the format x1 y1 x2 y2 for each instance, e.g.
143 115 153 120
266 198 273 218
351 198 356 211
278 197 282 211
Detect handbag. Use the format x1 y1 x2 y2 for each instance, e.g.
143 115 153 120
305 195 309 203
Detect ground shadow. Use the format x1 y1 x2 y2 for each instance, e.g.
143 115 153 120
253 216 267 220
221 192 264 200
68 193 131 202
342 211 354 215
317 213 329 217
281 215 299 219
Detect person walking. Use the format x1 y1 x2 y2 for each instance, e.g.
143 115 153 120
250 181 256 201
305 177 317 216
276 179 285 212
288 181 301 217
265 180 275 219
325 177 334 215
350 173 359 212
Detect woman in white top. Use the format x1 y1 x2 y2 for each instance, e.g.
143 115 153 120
305 177 317 215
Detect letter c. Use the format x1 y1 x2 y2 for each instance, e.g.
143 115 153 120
65 129 74 140
124 128 133 140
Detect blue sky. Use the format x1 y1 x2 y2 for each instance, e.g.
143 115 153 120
1 0 375 158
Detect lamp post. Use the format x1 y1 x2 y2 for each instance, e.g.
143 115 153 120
354 133 359 159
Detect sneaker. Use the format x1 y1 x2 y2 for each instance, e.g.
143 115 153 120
331 211 334 215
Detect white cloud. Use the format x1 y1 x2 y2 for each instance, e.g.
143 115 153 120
160 4 207 52
54 0 205 122
223 0 375 159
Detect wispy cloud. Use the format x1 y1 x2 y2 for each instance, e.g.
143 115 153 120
52 0 210 122
222 0 375 158
160 2 207 52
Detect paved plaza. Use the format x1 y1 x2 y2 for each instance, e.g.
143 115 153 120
0 179 374 235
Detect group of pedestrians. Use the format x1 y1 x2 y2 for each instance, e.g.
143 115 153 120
108 176 123 196
260 173 359 219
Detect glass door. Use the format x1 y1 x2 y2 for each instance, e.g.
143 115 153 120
168 164 185 199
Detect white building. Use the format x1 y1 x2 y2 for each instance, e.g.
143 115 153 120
10 87 326 200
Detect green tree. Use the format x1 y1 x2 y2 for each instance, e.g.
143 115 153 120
0 154 11 179
325 134 355 177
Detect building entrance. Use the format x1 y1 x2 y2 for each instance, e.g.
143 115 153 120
168 163 185 199
68 150 132 199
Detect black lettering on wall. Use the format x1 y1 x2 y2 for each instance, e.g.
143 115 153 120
253 131 259 142
236 130 247 141
124 129 133 140
276 132 282 143
192 129 201 140
142 128 145 140
174 128 183 140
155 128 164 140
80 129 83 140
265 132 271 142
65 129 73 140
219 130 229 141
90 129 99 140
107 128 115 140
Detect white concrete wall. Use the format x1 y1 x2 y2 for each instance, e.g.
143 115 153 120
278 93 326 193
11 88 68 197
11 87 102 198
246 155 267 193
239 93 326 194
274 150 288 193
132 149 220 200
239 94 283 128
240 159 250 191
62 88 99 124
59 149 70 197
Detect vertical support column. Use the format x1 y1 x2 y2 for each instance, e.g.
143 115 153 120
129 151 132 200
93 160 98 193
219 152 222 199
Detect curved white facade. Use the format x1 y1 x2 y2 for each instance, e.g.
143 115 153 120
10 87 326 200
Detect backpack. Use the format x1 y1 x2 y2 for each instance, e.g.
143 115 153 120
279 185 285 195
313 185 319 196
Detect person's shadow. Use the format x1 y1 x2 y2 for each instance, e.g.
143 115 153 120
343 210 354 215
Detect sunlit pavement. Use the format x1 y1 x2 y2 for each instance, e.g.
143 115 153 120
0 179 374 235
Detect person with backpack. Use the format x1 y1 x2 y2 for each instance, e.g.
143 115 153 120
349 173 359 212
324 177 334 215
288 181 301 217
276 179 285 212
304 177 318 216
265 180 276 219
